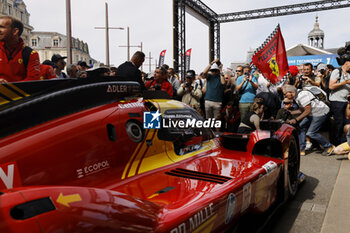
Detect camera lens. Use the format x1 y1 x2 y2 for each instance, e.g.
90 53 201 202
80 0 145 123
244 72 249 76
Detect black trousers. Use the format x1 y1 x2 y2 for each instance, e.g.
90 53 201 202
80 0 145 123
330 101 347 145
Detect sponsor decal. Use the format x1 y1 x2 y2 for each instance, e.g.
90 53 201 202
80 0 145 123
143 110 161 129
255 174 265 206
262 161 277 174
170 203 214 233
18 58 23 64
118 102 144 109
225 193 236 224
241 183 252 213
0 162 21 189
76 160 110 178
107 84 127 93
143 111 221 129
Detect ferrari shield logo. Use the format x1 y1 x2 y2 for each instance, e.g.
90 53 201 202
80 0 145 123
268 55 279 78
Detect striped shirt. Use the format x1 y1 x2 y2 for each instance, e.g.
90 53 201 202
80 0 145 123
296 90 329 117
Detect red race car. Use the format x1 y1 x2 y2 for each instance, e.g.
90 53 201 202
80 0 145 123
0 78 302 233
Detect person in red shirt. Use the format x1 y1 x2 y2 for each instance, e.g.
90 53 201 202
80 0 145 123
39 60 56 80
145 67 173 97
0 16 40 83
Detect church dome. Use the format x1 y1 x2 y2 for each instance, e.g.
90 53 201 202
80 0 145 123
308 16 324 49
308 16 324 37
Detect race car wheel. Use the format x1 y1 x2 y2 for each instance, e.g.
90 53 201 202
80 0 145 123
287 135 300 197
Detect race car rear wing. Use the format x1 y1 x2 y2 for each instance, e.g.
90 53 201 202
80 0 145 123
0 78 141 139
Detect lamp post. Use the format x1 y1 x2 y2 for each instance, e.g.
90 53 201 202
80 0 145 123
119 30 143 70
94 2 124 66
65 0 72 65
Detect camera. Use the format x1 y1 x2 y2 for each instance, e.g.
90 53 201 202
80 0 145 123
347 96 350 102
319 69 325 75
216 60 222 67
244 72 249 76
185 82 192 87
154 83 161 90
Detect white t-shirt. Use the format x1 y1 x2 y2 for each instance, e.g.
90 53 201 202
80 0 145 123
256 74 285 95
329 69 350 102
296 90 329 117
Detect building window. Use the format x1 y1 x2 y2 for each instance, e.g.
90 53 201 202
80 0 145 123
20 11 24 21
53 39 59 47
31 39 37 47
8 4 12 15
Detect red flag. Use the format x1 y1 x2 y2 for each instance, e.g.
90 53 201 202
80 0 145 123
158 50 166 67
251 25 288 84
185 48 192 71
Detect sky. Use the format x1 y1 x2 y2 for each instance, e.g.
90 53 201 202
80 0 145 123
25 0 350 73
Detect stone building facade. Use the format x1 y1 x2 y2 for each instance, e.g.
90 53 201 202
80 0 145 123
0 0 32 44
30 31 93 64
0 0 94 65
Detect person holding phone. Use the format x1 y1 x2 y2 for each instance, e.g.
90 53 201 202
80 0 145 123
202 59 225 121
235 65 258 120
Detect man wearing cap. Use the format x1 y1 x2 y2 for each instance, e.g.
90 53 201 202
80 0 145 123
285 85 334 156
51 54 67 79
202 59 225 119
77 61 90 71
288 65 299 86
177 70 202 114
0 16 40 83
328 46 350 145
316 63 331 94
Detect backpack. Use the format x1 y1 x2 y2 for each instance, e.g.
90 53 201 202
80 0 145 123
22 46 33 73
303 86 330 107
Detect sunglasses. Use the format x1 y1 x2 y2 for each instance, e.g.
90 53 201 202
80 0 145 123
283 101 293 104
236 70 243 72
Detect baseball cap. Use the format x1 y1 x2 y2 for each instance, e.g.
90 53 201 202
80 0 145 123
288 65 299 76
185 70 195 78
209 63 220 71
78 61 90 68
51 54 67 63
317 63 327 72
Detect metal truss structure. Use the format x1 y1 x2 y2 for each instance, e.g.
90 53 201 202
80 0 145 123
173 0 350 78
217 0 350 23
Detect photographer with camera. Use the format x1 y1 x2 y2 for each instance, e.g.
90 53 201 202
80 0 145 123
328 45 350 145
145 67 173 97
235 65 258 120
177 70 203 115
316 63 332 95
202 58 225 120
296 63 320 89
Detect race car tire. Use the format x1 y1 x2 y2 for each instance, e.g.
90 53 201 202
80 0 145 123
287 135 300 198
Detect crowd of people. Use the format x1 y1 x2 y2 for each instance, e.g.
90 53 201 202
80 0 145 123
2 15 350 158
